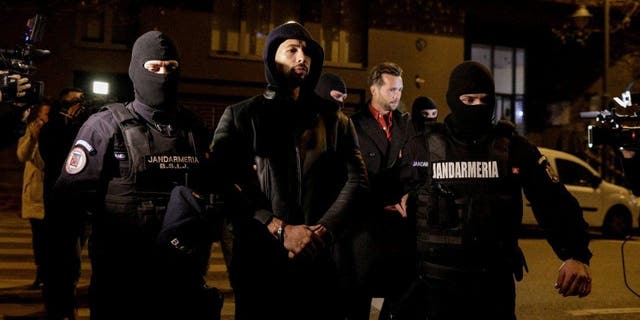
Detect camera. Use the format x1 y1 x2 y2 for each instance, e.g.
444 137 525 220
0 14 49 104
0 73 45 104
581 83 640 149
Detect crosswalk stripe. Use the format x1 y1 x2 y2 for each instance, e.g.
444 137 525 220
0 218 235 320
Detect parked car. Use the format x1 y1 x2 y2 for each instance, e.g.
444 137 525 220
521 147 639 238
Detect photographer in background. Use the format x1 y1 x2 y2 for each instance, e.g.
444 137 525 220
16 99 51 290
593 91 640 196
0 71 32 148
39 87 90 319
620 149 640 195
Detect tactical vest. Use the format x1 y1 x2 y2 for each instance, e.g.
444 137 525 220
101 103 201 236
414 122 522 270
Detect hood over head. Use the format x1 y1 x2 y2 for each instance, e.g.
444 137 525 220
128 30 180 110
262 21 324 95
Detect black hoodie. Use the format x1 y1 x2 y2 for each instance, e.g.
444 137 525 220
262 21 324 98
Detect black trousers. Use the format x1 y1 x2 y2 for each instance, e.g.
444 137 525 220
385 270 516 320
29 218 45 267
230 220 345 320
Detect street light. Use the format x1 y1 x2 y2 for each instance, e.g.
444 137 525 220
572 4 593 29
554 0 640 105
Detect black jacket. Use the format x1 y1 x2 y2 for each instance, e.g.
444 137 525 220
404 118 592 265
351 107 411 209
346 106 415 295
210 91 367 238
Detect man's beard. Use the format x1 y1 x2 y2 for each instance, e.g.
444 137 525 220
287 63 308 86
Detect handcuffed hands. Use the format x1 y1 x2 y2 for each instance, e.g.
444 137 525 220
383 193 409 218
556 258 591 298
267 217 327 260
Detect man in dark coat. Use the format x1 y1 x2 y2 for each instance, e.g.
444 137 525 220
209 21 367 320
347 62 414 319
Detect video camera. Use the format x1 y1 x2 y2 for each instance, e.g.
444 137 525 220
580 83 640 149
0 14 49 104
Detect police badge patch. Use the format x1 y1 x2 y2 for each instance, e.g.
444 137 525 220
64 146 87 175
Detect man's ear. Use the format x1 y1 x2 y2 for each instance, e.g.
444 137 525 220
370 85 377 97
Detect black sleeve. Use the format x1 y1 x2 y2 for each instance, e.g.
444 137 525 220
317 115 368 236
42 112 116 319
515 137 592 264
54 111 117 212
209 105 272 225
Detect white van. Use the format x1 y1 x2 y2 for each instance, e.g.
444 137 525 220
521 147 639 238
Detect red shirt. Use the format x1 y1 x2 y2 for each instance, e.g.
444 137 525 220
368 103 393 140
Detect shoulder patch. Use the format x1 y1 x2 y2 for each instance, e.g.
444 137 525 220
64 147 88 175
539 155 560 183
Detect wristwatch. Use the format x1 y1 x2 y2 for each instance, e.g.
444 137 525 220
277 223 286 245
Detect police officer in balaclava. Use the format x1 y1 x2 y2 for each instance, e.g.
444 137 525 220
399 60 592 319
315 72 347 109
129 30 180 117
445 61 496 140
50 31 214 320
411 95 438 133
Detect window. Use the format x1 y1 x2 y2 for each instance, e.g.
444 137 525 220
210 0 365 67
302 0 366 67
555 158 594 187
471 44 525 133
75 3 136 49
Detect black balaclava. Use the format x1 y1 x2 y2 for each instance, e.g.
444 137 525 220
412 96 438 125
446 61 495 137
128 31 180 110
263 21 324 96
315 73 346 108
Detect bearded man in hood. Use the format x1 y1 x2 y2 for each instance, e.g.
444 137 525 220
210 21 367 320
